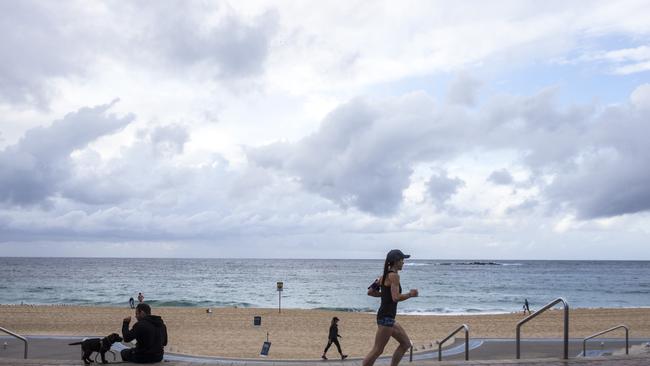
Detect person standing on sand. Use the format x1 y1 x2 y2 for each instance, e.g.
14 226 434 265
322 316 348 360
363 249 418 366
129 297 135 309
138 292 144 303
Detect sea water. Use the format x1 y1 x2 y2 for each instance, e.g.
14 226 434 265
1 258 649 314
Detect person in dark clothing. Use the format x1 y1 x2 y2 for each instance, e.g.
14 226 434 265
523 298 531 315
363 249 418 366
129 297 135 309
321 317 348 360
121 303 168 363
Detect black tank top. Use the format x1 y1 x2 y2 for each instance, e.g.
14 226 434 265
377 271 402 319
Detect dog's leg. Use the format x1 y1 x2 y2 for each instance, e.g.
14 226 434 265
100 350 108 364
82 350 92 364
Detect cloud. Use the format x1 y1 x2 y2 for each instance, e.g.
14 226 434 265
427 171 465 208
127 1 279 79
0 1 88 107
0 100 133 205
150 124 190 156
0 1 279 110
250 83 650 220
487 169 514 185
248 94 454 216
447 74 482 106
543 87 650 218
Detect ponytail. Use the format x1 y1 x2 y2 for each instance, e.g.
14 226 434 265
382 258 392 286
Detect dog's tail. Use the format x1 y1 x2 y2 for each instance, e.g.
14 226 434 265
68 341 83 345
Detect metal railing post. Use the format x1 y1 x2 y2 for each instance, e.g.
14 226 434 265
516 298 569 359
437 324 470 361
583 325 629 357
0 326 28 359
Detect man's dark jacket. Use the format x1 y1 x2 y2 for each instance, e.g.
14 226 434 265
122 315 168 361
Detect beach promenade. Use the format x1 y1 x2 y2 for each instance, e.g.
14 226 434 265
2 354 650 366
2 336 649 366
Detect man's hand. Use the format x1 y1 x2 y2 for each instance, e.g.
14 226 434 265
123 316 131 323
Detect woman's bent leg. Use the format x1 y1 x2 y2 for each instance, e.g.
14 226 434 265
362 325 392 366
389 322 411 366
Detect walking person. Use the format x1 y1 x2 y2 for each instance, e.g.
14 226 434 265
523 298 531 315
322 317 348 360
129 297 135 309
363 249 418 366
138 292 144 303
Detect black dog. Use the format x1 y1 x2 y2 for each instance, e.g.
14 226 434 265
69 333 123 364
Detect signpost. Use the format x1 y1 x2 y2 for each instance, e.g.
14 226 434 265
277 281 283 314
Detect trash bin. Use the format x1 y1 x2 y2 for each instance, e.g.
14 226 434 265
254 316 261 326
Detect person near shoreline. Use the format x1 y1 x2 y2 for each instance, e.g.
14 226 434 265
362 249 418 366
121 303 168 363
129 297 135 309
321 316 348 360
137 292 144 303
523 298 531 315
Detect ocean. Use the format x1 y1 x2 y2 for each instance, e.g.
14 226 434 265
1 258 649 314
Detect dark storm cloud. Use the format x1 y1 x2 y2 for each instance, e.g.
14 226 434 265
0 101 133 205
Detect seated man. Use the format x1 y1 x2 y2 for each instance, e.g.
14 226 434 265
121 303 168 363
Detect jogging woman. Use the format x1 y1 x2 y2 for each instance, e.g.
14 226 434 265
362 249 418 366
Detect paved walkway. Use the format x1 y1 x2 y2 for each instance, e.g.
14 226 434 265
2 335 649 365
2 354 650 366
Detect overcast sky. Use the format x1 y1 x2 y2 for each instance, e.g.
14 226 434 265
1 1 650 259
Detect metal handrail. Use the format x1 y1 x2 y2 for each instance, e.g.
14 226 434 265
583 324 628 357
0 326 28 359
516 297 569 359
438 324 469 361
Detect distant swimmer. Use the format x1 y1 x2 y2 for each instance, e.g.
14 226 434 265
321 316 348 360
363 249 418 366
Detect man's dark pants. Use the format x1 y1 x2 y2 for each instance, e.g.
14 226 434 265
120 348 163 363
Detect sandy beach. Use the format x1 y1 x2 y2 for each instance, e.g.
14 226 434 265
1 306 649 359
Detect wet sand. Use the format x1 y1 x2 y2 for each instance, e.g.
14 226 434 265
1 306 648 359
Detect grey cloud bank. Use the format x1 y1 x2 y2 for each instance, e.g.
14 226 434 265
2 84 649 257
0 101 132 206
250 85 650 220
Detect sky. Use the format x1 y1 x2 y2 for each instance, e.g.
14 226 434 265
1 1 649 259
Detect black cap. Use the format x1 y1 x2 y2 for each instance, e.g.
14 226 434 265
386 249 410 262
